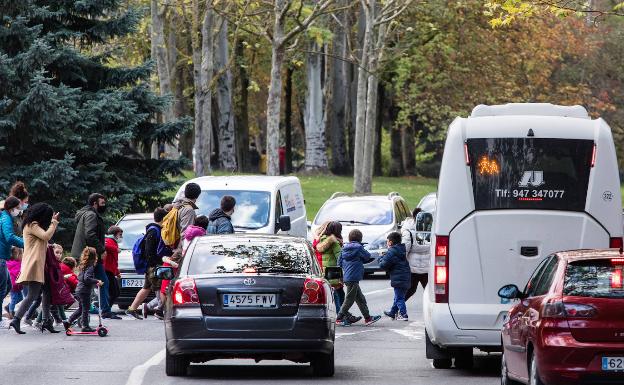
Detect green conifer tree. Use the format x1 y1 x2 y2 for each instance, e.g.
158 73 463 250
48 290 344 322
0 0 189 244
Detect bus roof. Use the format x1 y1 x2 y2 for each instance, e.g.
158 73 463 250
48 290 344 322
470 103 589 119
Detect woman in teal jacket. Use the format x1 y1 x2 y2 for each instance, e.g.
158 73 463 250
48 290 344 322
0 197 24 322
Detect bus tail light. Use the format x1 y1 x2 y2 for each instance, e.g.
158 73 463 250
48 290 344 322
591 144 596 167
434 235 449 303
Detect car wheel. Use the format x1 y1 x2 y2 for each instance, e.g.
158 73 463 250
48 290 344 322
529 352 545 385
501 351 521 385
432 358 452 369
454 350 473 369
165 350 189 377
311 350 335 377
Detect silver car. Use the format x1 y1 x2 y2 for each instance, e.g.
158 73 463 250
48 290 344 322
310 193 411 274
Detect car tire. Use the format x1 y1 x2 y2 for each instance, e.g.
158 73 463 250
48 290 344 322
454 350 474 370
311 350 335 377
529 352 545 385
501 351 521 385
165 350 189 377
432 358 452 369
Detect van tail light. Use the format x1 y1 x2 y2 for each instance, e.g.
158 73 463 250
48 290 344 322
542 300 597 319
591 144 596 167
609 237 623 250
300 278 327 306
464 143 470 165
434 235 449 303
172 277 199 306
611 269 623 289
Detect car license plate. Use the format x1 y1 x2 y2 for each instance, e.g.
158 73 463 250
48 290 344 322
602 357 624 371
222 294 277 308
121 278 144 288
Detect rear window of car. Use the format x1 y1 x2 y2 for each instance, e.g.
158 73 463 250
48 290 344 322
466 138 593 211
314 199 392 225
188 241 313 275
563 259 624 299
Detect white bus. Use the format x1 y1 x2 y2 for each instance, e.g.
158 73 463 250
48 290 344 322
424 103 623 369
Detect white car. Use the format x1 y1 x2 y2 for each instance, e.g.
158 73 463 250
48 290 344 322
174 176 307 238
310 193 411 274
424 103 623 369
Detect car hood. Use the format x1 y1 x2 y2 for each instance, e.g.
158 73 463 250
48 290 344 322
118 249 135 272
310 223 394 246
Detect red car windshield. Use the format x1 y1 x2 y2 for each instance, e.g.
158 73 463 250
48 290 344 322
563 259 624 299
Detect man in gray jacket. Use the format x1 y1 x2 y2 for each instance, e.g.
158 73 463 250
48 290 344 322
71 193 121 319
173 182 201 236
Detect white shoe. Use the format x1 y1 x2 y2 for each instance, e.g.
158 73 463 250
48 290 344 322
23 318 33 326
396 314 409 322
54 321 64 328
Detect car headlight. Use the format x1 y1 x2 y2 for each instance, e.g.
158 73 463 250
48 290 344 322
367 237 388 252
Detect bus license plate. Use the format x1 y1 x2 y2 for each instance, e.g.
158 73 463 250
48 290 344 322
602 357 624 371
121 279 144 288
223 294 276 308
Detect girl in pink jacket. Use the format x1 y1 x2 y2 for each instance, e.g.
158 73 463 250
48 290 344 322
5 247 24 319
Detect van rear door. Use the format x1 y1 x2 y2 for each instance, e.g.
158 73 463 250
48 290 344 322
448 138 609 331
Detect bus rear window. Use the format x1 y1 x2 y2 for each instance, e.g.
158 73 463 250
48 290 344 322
466 138 593 211
564 259 624 299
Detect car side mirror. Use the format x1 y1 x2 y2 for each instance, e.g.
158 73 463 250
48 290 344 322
155 266 174 280
277 215 291 232
324 266 343 281
498 284 522 300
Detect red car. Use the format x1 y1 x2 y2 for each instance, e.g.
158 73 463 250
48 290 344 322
499 249 624 385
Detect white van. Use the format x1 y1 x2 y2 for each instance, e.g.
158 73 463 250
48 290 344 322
173 176 307 238
424 103 623 369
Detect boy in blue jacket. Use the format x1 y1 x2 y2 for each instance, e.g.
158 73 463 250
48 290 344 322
337 230 382 326
379 232 411 321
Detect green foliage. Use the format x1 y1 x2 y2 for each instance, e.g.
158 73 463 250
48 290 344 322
0 0 190 245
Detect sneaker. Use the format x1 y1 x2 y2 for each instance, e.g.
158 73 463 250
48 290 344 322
125 309 143 320
142 303 148 319
347 315 362 324
364 315 382 325
102 313 122 320
62 321 72 331
396 314 409 322
339 318 352 327
335 316 343 325
81 326 95 333
54 321 64 328
383 310 396 320
3 305 12 320
154 310 164 320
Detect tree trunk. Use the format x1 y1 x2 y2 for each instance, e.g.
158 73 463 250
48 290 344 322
304 42 329 172
192 1 214 176
374 82 383 177
215 17 237 171
265 3 286 176
284 66 293 174
353 0 375 193
402 118 416 176
171 8 193 160
234 39 250 172
329 0 350 175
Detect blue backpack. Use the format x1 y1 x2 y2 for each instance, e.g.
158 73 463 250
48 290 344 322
132 225 160 274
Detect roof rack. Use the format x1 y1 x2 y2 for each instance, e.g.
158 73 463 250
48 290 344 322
470 103 589 119
387 192 400 199
329 192 348 200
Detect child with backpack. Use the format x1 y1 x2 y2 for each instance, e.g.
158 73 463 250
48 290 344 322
337 230 382 326
379 232 412 321
64 247 102 332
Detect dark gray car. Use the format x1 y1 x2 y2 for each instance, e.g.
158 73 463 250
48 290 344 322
162 234 336 377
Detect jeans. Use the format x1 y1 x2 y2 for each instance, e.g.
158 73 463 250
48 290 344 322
338 282 370 319
94 263 110 314
390 287 408 317
405 273 428 301
0 260 11 320
333 287 345 314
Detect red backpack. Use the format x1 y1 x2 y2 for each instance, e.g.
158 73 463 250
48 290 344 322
312 239 323 269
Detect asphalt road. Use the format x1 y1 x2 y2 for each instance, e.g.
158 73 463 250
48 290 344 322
1 276 501 385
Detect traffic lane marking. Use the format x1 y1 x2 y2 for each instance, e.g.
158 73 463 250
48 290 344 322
126 349 165 385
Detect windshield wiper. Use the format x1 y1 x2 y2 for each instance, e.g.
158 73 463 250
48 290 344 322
234 225 259 230
255 266 308 274
336 219 373 225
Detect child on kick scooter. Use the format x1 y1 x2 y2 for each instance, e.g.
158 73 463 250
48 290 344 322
64 247 102 332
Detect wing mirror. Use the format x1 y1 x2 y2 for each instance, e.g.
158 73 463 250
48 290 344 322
324 266 343 282
498 284 523 300
277 215 291 232
155 266 174 280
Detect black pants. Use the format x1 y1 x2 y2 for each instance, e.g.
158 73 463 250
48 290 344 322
68 290 92 328
105 271 120 310
405 273 428 301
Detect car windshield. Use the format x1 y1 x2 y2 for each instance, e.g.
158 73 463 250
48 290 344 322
196 190 271 230
314 200 392 225
188 241 313 275
116 218 151 250
564 259 624 299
